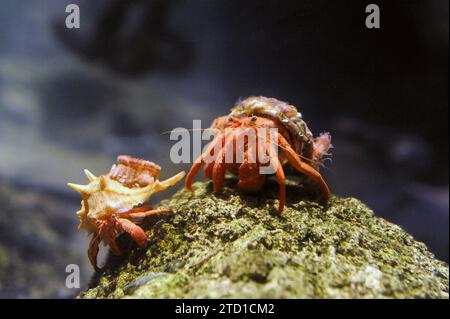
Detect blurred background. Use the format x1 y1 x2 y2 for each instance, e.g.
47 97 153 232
0 0 448 298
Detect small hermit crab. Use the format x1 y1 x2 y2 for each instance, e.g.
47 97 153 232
185 96 332 214
68 155 185 271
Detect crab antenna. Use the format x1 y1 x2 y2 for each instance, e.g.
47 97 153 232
84 169 97 182
160 128 221 136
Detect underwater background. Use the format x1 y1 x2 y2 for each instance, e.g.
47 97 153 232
0 0 448 298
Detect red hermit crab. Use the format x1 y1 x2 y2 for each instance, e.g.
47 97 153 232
68 155 185 271
185 96 332 214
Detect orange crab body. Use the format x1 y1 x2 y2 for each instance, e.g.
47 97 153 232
185 96 331 214
68 155 185 271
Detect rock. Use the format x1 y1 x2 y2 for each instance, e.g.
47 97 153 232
79 180 449 299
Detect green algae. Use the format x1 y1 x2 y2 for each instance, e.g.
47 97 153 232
79 180 449 299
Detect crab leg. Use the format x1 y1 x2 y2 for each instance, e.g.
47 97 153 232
120 206 172 223
266 133 286 214
88 232 102 271
105 222 123 256
211 153 226 192
212 128 249 192
211 131 237 192
204 130 234 179
278 133 330 199
204 162 214 179
186 131 226 191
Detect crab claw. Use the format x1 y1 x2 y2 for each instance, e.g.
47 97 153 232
116 218 148 247
88 233 102 272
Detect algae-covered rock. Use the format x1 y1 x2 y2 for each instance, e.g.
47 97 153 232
79 180 449 299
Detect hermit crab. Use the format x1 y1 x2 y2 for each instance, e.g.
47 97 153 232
68 155 185 271
185 96 332 214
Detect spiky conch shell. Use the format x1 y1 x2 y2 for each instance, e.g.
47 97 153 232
230 96 331 166
68 168 185 234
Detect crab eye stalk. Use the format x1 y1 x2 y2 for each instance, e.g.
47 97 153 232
228 116 234 122
251 116 257 122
